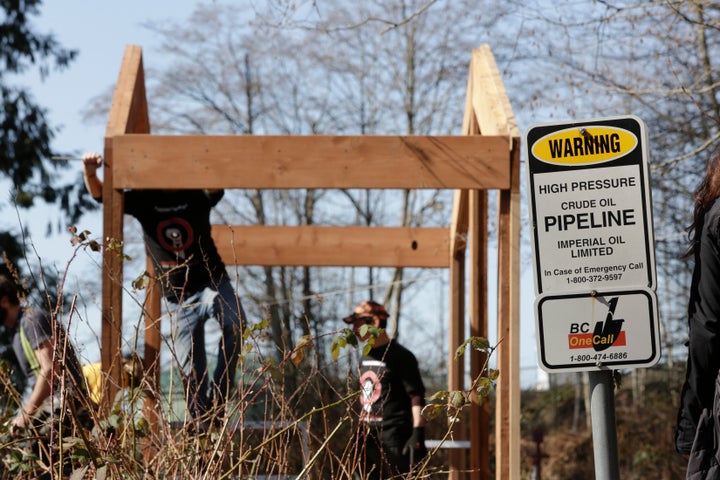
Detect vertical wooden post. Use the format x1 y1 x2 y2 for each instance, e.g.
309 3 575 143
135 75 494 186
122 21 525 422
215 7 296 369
495 137 521 480
448 190 468 479
468 189 489 480
102 45 152 416
142 259 162 434
100 140 124 414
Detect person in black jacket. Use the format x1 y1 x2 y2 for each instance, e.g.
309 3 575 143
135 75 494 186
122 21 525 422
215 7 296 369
676 153 720 475
82 152 246 428
344 300 427 479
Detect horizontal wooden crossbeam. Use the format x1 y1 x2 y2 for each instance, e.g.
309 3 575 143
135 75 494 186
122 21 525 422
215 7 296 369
110 135 510 190
211 225 450 267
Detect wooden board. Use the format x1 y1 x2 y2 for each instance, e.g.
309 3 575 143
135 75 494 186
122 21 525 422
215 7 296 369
213 225 450 268
111 135 511 190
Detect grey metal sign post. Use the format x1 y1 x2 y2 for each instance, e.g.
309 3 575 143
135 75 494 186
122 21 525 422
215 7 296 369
525 115 659 480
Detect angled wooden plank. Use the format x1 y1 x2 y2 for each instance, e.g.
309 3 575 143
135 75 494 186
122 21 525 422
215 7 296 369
450 57 479 256
462 55 482 138
106 45 150 137
469 44 520 138
212 225 450 268
111 135 510 190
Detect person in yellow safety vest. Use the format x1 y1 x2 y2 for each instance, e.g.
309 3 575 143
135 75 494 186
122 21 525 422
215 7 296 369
82 353 144 406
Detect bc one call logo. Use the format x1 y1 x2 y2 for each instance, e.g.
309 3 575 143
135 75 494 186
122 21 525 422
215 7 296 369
568 297 626 351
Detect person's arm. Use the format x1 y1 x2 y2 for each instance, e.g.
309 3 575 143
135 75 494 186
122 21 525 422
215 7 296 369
403 351 427 427
411 404 426 428
13 339 55 428
82 152 103 200
403 351 428 460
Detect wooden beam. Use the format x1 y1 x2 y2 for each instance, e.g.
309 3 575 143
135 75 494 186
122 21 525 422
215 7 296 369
213 225 450 268
111 135 511 190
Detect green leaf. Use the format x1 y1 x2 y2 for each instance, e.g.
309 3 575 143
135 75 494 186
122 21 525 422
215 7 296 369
476 377 492 399
449 390 466 408
332 336 347 349
471 337 491 353
454 342 467 360
253 318 270 331
426 390 449 402
421 403 445 420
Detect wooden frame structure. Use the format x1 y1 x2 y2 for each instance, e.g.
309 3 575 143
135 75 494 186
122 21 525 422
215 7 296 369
100 44 520 480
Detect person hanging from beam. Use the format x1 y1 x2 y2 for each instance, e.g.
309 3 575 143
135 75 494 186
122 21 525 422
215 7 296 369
82 152 246 432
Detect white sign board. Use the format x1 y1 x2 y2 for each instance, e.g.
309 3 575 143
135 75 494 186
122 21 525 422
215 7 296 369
526 115 656 295
536 289 660 372
525 116 660 372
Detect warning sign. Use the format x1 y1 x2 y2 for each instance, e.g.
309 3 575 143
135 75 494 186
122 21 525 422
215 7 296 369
535 288 660 372
525 115 656 295
526 115 661 372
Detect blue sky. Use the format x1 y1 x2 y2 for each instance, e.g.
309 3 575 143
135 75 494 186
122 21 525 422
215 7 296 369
27 1 208 155
14 1 541 386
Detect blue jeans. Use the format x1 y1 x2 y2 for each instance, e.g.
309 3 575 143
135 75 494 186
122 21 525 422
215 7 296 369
167 278 245 421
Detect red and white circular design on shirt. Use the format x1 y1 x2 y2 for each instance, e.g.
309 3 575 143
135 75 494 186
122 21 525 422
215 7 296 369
157 218 194 252
360 370 381 407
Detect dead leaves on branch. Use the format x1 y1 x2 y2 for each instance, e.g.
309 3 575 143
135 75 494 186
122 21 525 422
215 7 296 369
67 226 130 261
